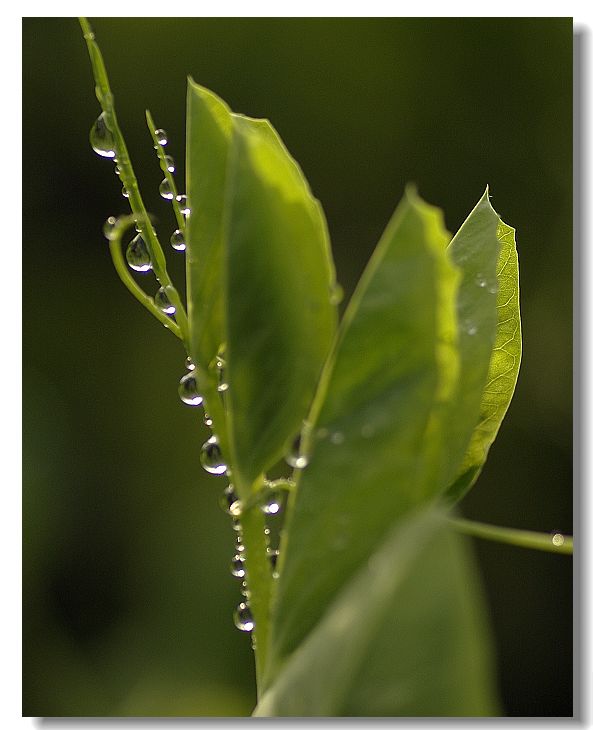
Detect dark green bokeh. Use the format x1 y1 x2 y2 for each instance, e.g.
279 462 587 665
23 17 572 716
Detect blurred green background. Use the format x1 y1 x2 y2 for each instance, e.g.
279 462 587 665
22 17 572 717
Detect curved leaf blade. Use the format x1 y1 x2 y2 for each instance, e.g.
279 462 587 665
255 510 499 716
224 116 337 486
445 218 521 502
266 190 460 676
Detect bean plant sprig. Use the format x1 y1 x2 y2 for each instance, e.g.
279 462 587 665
79 17 572 717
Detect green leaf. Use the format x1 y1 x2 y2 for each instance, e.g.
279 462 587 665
224 116 337 487
266 190 461 677
185 80 337 488
445 218 521 502
438 189 501 489
255 509 499 716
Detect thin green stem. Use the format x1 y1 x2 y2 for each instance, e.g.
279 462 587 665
239 478 273 696
145 109 186 233
108 216 182 338
449 517 573 555
79 17 189 345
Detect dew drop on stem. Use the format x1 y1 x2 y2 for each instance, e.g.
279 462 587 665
155 286 176 315
220 484 242 516
102 216 117 240
125 234 152 272
200 435 227 475
185 356 196 371
230 553 246 578
285 435 308 469
178 371 203 406
233 602 254 632
176 194 190 217
159 178 174 200
154 128 168 146
170 229 186 252
164 155 175 172
90 112 116 158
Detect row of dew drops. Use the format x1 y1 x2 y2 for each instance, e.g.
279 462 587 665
91 111 307 637
178 353 305 636
91 112 188 316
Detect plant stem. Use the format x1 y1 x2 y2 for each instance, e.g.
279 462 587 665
79 17 189 345
449 517 573 555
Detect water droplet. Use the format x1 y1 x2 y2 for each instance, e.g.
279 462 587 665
203 413 213 428
90 112 116 158
178 372 203 406
475 272 487 288
170 229 186 252
200 435 227 475
230 553 246 578
215 357 229 393
154 128 168 146
330 431 344 445
232 517 242 532
467 324 477 336
122 185 130 199
552 533 565 547
159 178 174 200
155 286 176 315
285 435 308 469
185 356 196 371
233 602 254 632
102 216 117 240
220 484 242 516
114 164 121 176
176 194 190 217
235 538 245 552
125 234 152 272
268 549 279 574
259 484 287 516
489 284 497 295
240 581 251 599
164 155 175 172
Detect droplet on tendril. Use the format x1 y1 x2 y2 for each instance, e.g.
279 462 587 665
164 155 175 172
102 216 117 240
90 112 116 158
154 128 168 146
159 178 174 200
155 286 176 315
125 234 152 272
170 229 186 252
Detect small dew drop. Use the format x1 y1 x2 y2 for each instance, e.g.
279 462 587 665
176 194 190 217
475 272 487 288
178 372 203 406
268 549 280 575
170 229 186 252
285 435 308 469
203 413 213 428
90 112 116 158
154 128 168 146
552 533 565 547
230 553 246 578
114 165 121 176
220 484 242 517
102 216 117 240
467 324 478 336
164 155 175 173
155 286 176 315
159 178 174 200
125 234 152 272
233 602 254 632
122 185 130 199
330 431 345 445
185 356 196 371
216 357 229 393
200 435 227 475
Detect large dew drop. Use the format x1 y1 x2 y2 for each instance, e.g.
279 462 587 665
233 602 254 632
200 435 227 475
170 229 186 252
178 372 203 406
155 287 176 315
159 178 174 200
90 112 116 158
125 234 152 272
230 553 246 578
154 128 168 146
